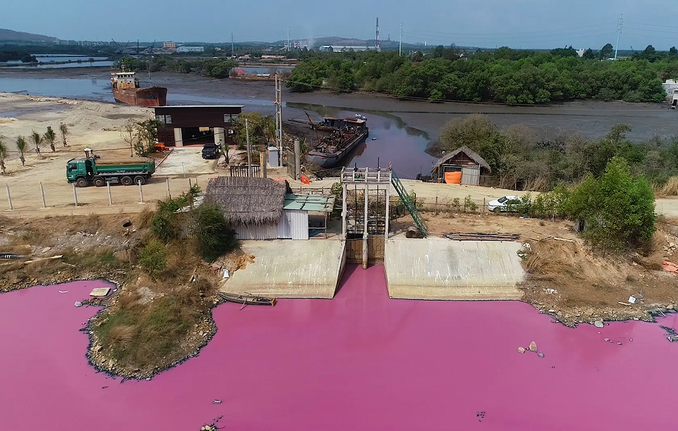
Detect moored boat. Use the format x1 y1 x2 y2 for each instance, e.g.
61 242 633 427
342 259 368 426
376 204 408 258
111 71 167 107
306 117 369 168
218 292 277 306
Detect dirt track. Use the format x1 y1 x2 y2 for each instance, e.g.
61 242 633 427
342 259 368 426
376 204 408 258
2 92 678 219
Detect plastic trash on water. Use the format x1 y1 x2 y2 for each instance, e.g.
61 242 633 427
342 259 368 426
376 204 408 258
223 270 230 279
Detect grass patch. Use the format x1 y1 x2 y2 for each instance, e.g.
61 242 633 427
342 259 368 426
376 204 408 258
93 283 209 371
62 247 124 271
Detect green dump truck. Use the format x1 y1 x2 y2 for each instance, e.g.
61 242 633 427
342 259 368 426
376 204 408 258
66 157 156 187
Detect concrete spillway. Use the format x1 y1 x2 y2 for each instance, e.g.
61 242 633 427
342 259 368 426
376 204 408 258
384 237 525 300
220 239 346 299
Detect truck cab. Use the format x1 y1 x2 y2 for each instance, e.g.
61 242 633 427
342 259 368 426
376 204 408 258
66 158 94 187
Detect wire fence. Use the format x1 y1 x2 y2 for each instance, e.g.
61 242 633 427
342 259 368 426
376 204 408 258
3 177 203 213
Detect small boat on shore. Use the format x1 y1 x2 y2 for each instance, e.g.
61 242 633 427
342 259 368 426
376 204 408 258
306 117 369 168
218 292 277 306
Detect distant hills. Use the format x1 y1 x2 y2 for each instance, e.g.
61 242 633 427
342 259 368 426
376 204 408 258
0 28 57 43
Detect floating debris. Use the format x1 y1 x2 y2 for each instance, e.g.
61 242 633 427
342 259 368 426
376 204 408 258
517 347 526 354
74 301 83 308
528 341 538 352
537 351 545 358
212 399 222 404
594 320 604 328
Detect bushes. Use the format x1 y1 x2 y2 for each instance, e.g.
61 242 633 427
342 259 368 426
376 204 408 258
567 158 656 250
138 241 167 277
148 188 237 263
190 204 237 262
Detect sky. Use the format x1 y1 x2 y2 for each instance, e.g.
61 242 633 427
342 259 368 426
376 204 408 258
4 0 678 50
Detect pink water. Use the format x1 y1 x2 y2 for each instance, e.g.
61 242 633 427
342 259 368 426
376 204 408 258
1 266 677 431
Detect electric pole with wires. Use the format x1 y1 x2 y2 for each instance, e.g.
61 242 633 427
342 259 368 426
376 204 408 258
614 14 623 60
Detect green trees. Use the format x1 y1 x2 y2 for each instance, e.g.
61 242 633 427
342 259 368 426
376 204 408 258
59 123 68 147
0 138 7 175
190 204 237 262
44 126 57 152
30 130 42 155
133 119 162 157
233 112 276 148
568 158 656 250
287 46 673 104
15 136 26 166
600 43 614 60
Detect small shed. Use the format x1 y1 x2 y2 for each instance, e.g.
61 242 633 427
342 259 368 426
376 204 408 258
204 177 335 240
431 146 491 186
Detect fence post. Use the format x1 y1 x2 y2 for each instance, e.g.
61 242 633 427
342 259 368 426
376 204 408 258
107 182 113 205
40 182 46 208
138 180 144 204
435 196 438 215
6 184 13 210
166 177 171 199
483 198 486 214
72 183 79 207
188 178 192 189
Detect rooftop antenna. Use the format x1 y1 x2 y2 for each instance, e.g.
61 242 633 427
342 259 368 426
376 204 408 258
614 14 623 60
375 17 380 51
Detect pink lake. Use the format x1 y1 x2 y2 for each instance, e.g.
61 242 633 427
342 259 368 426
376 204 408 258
1 264 677 430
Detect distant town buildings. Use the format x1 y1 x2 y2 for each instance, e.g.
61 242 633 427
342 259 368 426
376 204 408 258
176 46 204 53
319 45 373 52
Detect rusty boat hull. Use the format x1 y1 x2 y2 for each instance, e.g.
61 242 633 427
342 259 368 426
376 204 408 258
112 86 167 107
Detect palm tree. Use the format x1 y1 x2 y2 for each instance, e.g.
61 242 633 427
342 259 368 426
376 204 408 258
0 139 8 175
60 122 69 147
30 130 42 155
44 126 57 152
16 136 27 166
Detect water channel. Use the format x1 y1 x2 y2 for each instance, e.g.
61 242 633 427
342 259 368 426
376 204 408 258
1 267 677 430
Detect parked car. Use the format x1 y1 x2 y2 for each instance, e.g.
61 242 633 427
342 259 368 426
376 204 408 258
487 195 522 212
202 143 222 159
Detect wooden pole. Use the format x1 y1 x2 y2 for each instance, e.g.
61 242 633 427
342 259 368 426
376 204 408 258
107 182 113 205
72 183 79 207
40 182 46 208
261 150 268 178
166 177 171 199
138 180 144 204
6 184 13 210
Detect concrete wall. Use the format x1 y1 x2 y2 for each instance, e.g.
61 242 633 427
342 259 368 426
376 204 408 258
385 238 524 300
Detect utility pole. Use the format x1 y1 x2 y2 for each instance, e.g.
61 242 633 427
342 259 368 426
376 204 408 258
246 119 252 178
287 27 290 52
231 33 234 57
399 23 403 56
614 14 623 60
274 74 283 165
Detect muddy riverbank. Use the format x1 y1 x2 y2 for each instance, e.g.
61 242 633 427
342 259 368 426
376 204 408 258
2 68 678 143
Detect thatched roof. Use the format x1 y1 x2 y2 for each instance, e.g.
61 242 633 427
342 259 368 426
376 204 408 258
431 146 492 173
204 177 288 225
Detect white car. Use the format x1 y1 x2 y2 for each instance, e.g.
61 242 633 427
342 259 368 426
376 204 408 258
487 195 522 212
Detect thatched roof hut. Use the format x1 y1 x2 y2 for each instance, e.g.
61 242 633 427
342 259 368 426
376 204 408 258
431 146 492 176
204 177 289 225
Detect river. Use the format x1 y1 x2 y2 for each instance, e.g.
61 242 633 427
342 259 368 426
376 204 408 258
1 267 677 430
2 69 678 178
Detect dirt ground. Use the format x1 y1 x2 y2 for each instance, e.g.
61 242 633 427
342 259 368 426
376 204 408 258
393 212 678 325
